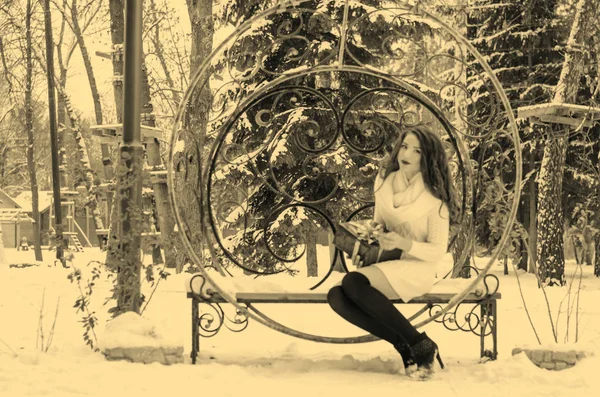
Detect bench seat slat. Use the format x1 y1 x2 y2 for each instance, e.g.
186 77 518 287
188 291 501 304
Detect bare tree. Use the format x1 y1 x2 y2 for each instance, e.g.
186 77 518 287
70 0 102 124
25 0 43 261
182 0 213 269
0 94 19 186
0 88 16 260
53 0 106 244
0 52 29 189
146 0 183 112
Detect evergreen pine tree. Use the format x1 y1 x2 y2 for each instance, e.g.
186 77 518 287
467 0 564 273
188 0 453 278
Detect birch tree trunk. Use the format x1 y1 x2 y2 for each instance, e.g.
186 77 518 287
183 0 213 269
536 0 598 286
187 0 213 75
536 139 567 285
25 0 43 262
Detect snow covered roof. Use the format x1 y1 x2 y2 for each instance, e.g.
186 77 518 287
13 191 53 213
0 188 21 209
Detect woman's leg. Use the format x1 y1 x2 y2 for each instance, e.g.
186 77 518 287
340 271 421 344
330 271 442 375
327 286 403 345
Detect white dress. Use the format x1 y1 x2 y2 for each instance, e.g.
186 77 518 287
371 170 450 302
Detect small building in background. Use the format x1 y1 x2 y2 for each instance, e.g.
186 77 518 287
0 188 34 248
12 190 52 247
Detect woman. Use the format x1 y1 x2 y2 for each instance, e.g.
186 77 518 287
327 126 460 379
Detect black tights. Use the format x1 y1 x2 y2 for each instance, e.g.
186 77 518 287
327 272 421 347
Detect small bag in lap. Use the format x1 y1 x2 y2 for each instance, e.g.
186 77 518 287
333 220 402 267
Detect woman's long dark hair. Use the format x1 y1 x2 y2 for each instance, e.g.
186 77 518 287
378 126 460 225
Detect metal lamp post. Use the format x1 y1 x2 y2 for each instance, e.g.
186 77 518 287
114 0 144 314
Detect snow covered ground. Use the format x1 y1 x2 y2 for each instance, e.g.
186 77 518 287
1 247 599 397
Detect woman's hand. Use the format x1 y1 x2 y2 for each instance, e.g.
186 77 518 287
375 231 412 252
352 254 364 268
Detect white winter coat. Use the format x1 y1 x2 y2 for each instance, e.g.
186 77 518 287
371 170 450 302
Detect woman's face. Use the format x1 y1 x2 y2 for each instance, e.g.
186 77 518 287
396 133 422 177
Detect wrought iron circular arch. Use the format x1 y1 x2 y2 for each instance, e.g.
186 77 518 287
169 1 522 343
204 73 474 282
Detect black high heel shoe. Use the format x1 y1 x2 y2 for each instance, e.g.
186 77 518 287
393 342 417 375
408 332 444 380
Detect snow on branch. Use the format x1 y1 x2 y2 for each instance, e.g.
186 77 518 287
520 84 556 100
471 24 520 46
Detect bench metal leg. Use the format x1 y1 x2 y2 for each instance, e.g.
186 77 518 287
191 297 199 364
491 299 498 359
479 299 498 360
480 302 485 358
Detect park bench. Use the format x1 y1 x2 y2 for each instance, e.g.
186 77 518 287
169 3 520 367
185 272 501 364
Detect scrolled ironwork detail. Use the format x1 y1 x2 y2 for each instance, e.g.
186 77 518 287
429 300 495 338
345 9 429 77
190 274 250 338
429 271 499 337
196 302 250 338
